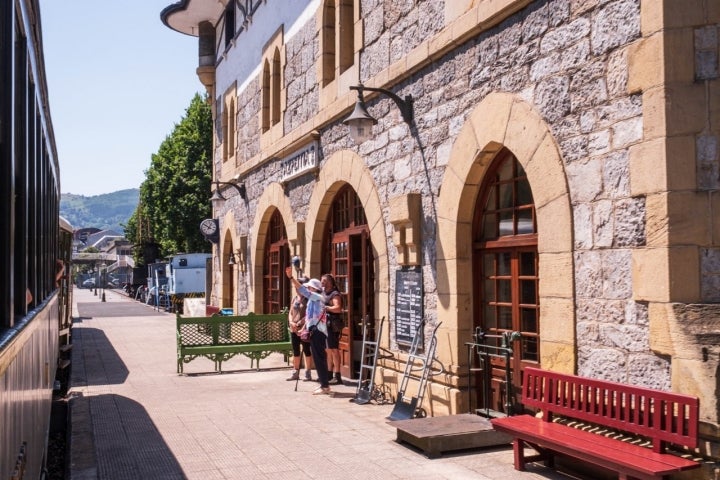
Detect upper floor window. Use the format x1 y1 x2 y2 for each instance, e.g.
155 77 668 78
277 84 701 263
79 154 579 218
337 0 354 74
224 1 236 49
222 86 236 163
271 47 281 126
260 30 285 138
320 0 355 86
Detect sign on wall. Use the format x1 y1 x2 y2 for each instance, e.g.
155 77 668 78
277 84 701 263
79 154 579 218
280 141 319 183
394 266 423 346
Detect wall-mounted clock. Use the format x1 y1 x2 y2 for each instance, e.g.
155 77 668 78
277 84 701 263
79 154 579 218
200 218 219 242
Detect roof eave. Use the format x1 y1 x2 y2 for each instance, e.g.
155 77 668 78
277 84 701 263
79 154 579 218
160 0 225 37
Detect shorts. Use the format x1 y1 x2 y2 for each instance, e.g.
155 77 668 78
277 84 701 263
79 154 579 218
326 326 340 349
290 331 312 357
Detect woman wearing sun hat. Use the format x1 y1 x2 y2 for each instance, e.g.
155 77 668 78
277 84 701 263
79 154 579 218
285 266 332 394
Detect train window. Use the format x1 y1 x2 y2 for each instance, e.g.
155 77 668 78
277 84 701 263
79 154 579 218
2 4 62 327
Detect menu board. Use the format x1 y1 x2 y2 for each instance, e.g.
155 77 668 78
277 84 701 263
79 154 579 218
394 267 423 346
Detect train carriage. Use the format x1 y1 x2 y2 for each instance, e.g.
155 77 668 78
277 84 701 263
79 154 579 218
1 1 72 477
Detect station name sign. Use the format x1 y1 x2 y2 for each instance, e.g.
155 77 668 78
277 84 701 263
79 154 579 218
280 141 319 183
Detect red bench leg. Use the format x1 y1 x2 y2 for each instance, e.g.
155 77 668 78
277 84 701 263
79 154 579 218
514 439 526 471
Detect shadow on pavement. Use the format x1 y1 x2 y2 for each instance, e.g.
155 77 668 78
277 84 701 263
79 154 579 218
70 393 186 479
72 327 129 385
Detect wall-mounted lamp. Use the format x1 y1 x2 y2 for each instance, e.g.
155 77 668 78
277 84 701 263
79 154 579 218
210 180 246 209
227 236 248 274
343 83 414 145
228 250 242 266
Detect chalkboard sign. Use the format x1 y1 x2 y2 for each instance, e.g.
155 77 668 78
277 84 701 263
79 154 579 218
395 267 423 346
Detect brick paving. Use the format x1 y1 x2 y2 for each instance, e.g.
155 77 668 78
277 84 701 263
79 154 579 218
68 287 581 480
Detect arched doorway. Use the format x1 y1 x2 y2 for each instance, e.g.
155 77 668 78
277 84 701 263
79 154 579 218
322 185 374 379
262 209 290 313
473 148 539 413
222 230 236 311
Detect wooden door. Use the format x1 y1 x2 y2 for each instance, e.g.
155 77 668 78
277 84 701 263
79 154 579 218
331 235 351 378
479 248 538 412
263 210 290 313
473 149 539 414
325 186 373 379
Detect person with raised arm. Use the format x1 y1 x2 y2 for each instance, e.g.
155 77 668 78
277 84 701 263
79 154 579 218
285 266 332 395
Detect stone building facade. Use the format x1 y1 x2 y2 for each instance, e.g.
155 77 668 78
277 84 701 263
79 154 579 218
163 0 720 471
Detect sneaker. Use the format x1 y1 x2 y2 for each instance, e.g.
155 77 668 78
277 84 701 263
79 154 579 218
312 387 331 395
303 371 312 382
286 371 299 381
327 377 341 386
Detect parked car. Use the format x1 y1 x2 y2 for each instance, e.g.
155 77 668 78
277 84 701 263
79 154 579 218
82 278 96 288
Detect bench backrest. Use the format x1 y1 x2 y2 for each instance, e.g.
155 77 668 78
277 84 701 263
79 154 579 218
521 367 699 453
177 313 289 346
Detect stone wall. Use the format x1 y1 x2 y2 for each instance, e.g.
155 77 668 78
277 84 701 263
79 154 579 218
357 0 655 385
222 0 665 384
696 22 720 302
215 1 720 429
283 19 319 132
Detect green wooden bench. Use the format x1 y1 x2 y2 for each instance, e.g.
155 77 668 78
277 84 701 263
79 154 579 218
176 312 291 373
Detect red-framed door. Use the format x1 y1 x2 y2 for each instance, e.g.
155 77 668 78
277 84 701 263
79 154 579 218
331 230 373 379
263 210 290 314
472 149 539 414
324 185 373 380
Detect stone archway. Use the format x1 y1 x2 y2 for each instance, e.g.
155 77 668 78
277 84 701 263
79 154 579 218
250 182 297 313
304 149 390 329
219 210 240 311
437 92 575 373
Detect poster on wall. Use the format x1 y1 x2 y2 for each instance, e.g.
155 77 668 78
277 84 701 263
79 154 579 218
394 266 423 346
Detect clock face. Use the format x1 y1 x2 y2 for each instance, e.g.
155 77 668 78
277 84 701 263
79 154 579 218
200 219 217 236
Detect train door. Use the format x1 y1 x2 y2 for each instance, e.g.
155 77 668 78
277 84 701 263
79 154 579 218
473 149 539 413
324 186 373 380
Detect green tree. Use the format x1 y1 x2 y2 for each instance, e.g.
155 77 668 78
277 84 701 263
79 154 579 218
126 93 213 262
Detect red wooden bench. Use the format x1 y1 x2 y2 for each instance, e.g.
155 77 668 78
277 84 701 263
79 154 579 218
491 367 700 480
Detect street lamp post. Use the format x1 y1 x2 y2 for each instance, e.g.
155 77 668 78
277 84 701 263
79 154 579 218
101 254 106 302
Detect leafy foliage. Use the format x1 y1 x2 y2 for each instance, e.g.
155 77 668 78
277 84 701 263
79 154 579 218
60 189 139 232
125 93 213 261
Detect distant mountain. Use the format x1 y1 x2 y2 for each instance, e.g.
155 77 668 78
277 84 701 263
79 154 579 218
60 189 138 233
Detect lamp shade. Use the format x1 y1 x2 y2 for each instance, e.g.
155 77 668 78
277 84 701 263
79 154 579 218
343 97 377 145
210 189 225 209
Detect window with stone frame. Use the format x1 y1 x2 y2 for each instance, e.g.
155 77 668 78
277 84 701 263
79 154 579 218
224 0 236 50
221 85 236 163
260 31 285 138
319 0 355 86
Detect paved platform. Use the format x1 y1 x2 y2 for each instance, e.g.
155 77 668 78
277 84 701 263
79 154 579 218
67 287 582 479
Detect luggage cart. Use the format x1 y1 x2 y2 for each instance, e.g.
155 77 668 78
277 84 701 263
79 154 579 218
465 328 521 418
351 316 391 405
387 321 442 421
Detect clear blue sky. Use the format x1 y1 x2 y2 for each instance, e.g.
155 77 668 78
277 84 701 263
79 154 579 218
41 0 205 196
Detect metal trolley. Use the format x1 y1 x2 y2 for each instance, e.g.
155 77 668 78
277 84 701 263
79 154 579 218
351 315 392 405
465 328 521 418
387 320 443 420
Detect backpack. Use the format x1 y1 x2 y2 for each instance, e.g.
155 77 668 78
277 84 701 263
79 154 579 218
325 290 345 333
291 295 308 331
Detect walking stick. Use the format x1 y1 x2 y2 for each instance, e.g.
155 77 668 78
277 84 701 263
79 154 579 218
292 255 304 393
